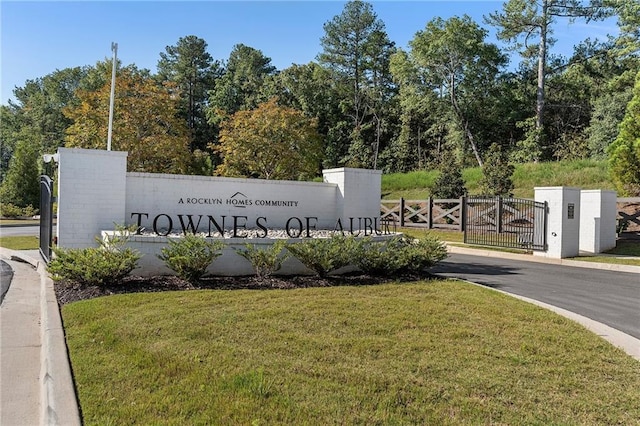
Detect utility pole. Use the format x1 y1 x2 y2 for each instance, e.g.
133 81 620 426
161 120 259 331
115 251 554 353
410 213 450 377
107 42 118 151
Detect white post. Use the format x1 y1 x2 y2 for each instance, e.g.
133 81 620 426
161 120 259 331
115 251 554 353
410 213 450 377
322 168 382 232
534 187 581 259
580 190 617 254
107 42 118 151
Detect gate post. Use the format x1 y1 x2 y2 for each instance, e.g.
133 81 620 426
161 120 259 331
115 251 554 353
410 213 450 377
580 190 617 254
39 175 54 262
400 198 405 227
459 196 466 232
496 197 503 234
427 197 433 229
534 187 580 258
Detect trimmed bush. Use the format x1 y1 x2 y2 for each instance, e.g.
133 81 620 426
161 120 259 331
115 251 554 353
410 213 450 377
48 228 140 286
399 235 448 274
0 203 37 218
0 203 23 218
355 235 447 276
235 240 289 279
157 234 224 283
286 234 360 278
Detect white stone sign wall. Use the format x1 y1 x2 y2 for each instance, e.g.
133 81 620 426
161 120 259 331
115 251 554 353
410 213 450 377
56 148 383 250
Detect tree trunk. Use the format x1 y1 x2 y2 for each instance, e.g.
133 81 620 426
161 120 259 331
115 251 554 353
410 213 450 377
535 0 549 162
450 74 483 167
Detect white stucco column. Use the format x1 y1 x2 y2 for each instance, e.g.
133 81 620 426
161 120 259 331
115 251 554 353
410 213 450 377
322 167 382 232
534 187 581 259
580 189 617 254
57 148 128 248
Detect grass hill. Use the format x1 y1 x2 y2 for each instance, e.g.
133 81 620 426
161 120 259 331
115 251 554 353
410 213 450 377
382 159 612 200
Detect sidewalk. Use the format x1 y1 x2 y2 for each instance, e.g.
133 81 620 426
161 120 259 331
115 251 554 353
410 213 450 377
0 248 80 426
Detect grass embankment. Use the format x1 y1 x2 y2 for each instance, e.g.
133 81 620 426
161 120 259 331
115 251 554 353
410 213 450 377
63 281 640 425
382 159 612 200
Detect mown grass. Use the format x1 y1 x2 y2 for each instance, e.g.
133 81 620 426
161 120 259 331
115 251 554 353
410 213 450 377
571 240 640 266
0 219 40 226
0 235 39 250
382 159 613 200
63 281 640 425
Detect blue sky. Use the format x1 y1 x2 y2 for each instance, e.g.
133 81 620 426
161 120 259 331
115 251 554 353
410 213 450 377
1 1 619 105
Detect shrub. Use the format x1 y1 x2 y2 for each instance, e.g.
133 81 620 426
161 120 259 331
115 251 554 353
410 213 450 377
480 143 515 197
0 203 24 218
235 240 289 279
286 234 360 278
355 235 447 276
157 234 225 283
399 235 448 274
354 237 408 276
48 228 141 286
430 151 467 199
22 205 38 218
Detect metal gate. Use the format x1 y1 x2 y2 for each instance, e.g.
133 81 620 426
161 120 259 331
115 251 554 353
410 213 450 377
464 196 547 251
39 175 55 262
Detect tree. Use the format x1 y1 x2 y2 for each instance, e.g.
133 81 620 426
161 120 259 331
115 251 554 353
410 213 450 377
261 63 347 169
207 44 276 118
0 67 89 184
400 15 507 167
64 63 192 174
430 150 467 199
318 0 396 168
157 35 221 151
213 98 323 180
486 0 612 161
608 71 640 196
480 143 515 197
0 133 40 209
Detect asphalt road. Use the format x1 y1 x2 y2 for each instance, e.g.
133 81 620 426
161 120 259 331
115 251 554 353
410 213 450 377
431 254 640 339
0 226 41 237
0 260 13 304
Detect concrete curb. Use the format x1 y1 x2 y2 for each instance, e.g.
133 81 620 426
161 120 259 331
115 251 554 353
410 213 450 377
0 248 81 426
446 245 640 274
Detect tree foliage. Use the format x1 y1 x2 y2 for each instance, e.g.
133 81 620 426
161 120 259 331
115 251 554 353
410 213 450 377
0 134 40 208
64 64 192 173
608 71 640 196
394 15 507 167
430 151 467 199
157 35 221 152
318 0 396 168
480 143 515 197
208 44 276 118
1 0 637 190
214 98 323 180
486 0 613 161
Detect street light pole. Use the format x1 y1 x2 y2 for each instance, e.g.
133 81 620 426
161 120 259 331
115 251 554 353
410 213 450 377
107 42 118 151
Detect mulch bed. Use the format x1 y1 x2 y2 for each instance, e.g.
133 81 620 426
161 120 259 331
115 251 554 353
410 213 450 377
54 272 433 306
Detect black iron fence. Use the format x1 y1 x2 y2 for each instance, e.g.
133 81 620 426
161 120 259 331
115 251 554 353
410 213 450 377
463 196 547 251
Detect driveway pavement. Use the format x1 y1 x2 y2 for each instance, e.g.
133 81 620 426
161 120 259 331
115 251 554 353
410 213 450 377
0 260 13 303
432 253 640 339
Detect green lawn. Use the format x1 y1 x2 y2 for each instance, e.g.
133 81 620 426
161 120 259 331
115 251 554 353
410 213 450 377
570 240 640 266
0 235 39 250
0 219 40 226
62 281 640 425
